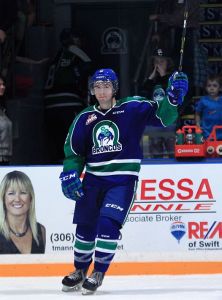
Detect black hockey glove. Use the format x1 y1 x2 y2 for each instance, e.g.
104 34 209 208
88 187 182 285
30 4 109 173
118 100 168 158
59 170 84 201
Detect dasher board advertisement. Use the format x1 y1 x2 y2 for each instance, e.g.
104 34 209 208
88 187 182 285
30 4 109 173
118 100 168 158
0 163 221 262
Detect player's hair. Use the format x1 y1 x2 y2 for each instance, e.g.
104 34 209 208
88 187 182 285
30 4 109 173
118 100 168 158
0 171 39 245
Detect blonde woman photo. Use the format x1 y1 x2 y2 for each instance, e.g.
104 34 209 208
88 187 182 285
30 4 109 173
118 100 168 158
0 170 46 254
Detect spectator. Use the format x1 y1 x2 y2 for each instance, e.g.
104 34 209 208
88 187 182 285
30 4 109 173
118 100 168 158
0 74 12 165
195 74 222 140
140 48 176 158
44 28 92 164
140 47 175 98
0 170 46 254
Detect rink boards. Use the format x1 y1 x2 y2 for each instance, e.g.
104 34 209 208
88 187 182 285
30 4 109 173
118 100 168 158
0 163 222 276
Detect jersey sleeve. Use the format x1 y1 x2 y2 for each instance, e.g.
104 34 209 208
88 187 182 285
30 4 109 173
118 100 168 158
63 114 86 175
120 96 178 127
155 96 179 126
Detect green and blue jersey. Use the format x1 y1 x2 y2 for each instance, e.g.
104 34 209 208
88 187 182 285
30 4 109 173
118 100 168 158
63 95 178 183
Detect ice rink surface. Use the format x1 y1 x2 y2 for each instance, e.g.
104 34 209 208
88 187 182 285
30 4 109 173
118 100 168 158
0 274 222 300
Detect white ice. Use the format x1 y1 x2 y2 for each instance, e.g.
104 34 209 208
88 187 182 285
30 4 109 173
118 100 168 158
1 274 222 300
0 274 222 300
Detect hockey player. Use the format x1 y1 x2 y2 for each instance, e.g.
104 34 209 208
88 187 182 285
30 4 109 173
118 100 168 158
59 68 188 295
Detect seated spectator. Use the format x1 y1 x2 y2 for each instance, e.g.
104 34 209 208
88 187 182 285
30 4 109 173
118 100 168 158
140 47 174 98
44 28 92 164
0 74 12 165
140 48 176 158
195 74 222 141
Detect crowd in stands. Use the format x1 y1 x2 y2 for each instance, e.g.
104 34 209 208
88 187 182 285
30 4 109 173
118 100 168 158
0 0 221 164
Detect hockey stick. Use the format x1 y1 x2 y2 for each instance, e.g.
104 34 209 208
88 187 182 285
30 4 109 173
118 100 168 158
173 0 189 91
178 0 189 72
174 0 190 128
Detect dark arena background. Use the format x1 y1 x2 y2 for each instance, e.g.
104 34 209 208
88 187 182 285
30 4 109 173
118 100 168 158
0 1 222 299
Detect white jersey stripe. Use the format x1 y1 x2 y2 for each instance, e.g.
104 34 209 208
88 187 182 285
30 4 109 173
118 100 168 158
86 170 139 176
87 159 141 167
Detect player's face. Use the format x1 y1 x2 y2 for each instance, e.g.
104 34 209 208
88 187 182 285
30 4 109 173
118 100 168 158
94 81 114 109
0 79 6 96
4 184 31 217
206 80 220 98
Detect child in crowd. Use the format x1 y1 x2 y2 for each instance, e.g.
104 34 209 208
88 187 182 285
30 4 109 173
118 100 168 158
195 74 222 140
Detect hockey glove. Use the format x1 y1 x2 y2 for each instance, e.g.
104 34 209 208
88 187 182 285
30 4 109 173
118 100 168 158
167 71 188 105
59 170 84 201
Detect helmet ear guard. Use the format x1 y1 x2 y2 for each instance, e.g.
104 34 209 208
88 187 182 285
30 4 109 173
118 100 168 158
89 68 119 95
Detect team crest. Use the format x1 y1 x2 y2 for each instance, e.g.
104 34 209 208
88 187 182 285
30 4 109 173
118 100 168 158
153 86 165 102
92 120 122 155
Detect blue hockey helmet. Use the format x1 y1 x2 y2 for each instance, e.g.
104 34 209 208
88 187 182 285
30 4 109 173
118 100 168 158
89 68 118 95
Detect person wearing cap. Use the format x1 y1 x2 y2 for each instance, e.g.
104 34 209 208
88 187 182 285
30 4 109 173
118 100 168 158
140 48 176 158
141 47 175 99
59 68 188 295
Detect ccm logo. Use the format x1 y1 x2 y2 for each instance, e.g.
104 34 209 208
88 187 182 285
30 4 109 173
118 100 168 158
105 204 124 211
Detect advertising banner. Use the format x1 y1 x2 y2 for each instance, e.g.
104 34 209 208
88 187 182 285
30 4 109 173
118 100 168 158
0 163 221 263
126 163 222 260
